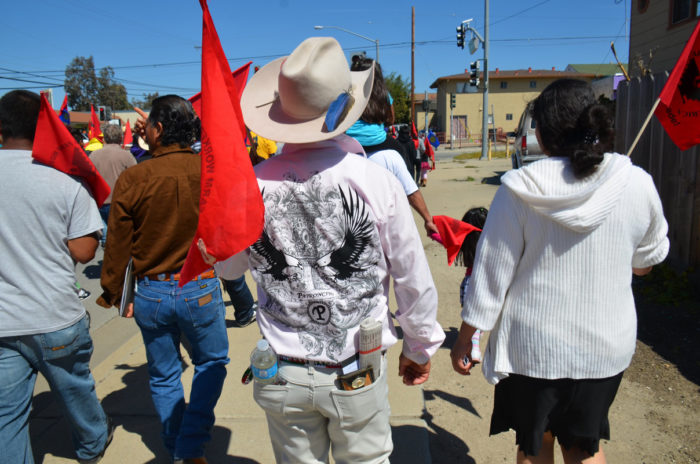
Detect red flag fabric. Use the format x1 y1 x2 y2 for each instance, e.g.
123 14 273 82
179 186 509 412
411 121 419 139
122 120 133 148
32 94 111 207
88 105 103 142
59 95 70 125
432 215 481 266
179 0 265 286
654 20 700 151
189 61 252 122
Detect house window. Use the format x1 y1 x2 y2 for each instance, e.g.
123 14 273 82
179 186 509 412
671 0 699 24
506 113 513 121
500 81 508 89
529 81 537 88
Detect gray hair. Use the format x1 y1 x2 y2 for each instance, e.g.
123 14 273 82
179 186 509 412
103 124 123 144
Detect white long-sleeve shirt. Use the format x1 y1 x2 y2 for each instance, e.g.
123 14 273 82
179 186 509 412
462 154 669 384
217 135 444 365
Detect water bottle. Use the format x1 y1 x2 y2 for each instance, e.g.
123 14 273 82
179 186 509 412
250 339 278 385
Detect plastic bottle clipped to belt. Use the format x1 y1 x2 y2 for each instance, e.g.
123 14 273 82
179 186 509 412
243 339 285 385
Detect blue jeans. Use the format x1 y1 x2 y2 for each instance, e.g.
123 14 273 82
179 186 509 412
134 276 229 460
221 275 255 322
0 315 109 463
98 203 110 245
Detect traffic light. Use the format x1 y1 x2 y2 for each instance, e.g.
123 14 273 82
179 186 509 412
469 61 480 87
456 24 466 49
97 105 107 121
450 94 456 109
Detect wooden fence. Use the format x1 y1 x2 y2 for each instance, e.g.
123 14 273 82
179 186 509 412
615 73 700 268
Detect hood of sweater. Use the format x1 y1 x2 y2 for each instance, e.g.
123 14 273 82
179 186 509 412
500 153 633 233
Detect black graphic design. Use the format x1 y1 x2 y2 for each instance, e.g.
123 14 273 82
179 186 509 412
679 57 700 104
250 176 383 361
251 229 299 281
316 188 375 280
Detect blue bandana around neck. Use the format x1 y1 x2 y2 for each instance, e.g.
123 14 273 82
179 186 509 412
345 119 387 146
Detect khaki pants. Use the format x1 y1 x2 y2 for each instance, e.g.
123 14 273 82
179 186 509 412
253 357 391 464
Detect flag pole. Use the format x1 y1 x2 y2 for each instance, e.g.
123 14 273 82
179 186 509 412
626 97 660 157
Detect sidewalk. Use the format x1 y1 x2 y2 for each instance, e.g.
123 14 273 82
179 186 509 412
30 274 431 464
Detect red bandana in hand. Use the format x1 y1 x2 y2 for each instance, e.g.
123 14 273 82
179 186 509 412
432 215 481 266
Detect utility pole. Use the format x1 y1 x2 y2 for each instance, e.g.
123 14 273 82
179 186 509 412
424 90 429 132
480 0 489 160
411 7 415 129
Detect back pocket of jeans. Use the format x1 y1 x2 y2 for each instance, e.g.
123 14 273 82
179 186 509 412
330 370 388 428
134 291 163 330
40 320 83 360
184 285 223 328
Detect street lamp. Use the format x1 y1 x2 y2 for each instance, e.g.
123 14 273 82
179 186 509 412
314 25 379 62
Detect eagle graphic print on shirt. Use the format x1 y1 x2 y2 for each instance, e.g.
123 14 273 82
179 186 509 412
249 172 383 362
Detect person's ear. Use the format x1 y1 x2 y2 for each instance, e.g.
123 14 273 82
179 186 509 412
153 121 164 141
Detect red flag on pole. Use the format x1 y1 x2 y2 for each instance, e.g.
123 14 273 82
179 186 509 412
432 215 481 266
189 61 252 119
32 93 111 207
178 0 265 286
59 95 70 125
654 20 700 151
88 105 103 142
122 120 133 148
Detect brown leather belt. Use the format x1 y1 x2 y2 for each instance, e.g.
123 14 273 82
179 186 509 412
138 268 216 282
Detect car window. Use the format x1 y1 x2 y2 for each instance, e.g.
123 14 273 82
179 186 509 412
530 118 536 130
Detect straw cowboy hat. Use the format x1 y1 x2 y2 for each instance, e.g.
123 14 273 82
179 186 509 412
241 37 374 144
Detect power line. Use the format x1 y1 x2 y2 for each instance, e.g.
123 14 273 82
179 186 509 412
0 75 63 87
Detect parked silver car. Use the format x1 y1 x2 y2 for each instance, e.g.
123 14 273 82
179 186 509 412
510 103 547 169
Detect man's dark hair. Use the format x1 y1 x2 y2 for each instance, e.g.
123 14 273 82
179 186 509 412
148 94 200 148
0 90 41 141
103 124 123 145
350 58 394 125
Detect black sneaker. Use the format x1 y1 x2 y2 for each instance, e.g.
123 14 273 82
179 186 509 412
233 309 257 328
78 417 115 464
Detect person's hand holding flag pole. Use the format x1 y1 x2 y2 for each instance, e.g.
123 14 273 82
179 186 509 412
178 0 265 286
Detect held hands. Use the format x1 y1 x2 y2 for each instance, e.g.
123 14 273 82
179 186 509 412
197 239 217 266
450 321 478 375
398 353 431 386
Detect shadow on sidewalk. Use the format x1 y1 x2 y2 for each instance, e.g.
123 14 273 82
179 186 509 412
30 362 259 463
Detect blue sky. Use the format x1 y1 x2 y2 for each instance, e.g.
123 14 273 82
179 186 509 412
0 0 630 108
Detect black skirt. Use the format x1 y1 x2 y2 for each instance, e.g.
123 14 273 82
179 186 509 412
489 372 624 457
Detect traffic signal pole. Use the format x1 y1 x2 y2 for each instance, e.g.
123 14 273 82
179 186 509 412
480 0 489 160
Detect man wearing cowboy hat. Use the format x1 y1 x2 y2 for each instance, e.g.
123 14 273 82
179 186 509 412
211 37 444 463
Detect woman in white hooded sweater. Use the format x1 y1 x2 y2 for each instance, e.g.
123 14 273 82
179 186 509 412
450 79 669 464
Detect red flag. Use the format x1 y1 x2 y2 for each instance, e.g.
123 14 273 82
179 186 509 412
88 105 103 142
411 120 419 139
59 95 70 125
432 215 481 266
32 93 111 207
654 20 700 151
122 120 133 148
189 61 252 120
179 0 265 286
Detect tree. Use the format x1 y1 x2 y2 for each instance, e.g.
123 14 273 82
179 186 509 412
97 67 130 110
64 56 98 111
64 56 130 111
385 72 411 124
130 92 160 110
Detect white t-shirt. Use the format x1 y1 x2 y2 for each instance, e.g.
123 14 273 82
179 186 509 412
216 136 444 365
0 150 102 336
366 149 419 196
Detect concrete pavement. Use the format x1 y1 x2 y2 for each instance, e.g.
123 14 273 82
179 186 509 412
30 249 431 464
